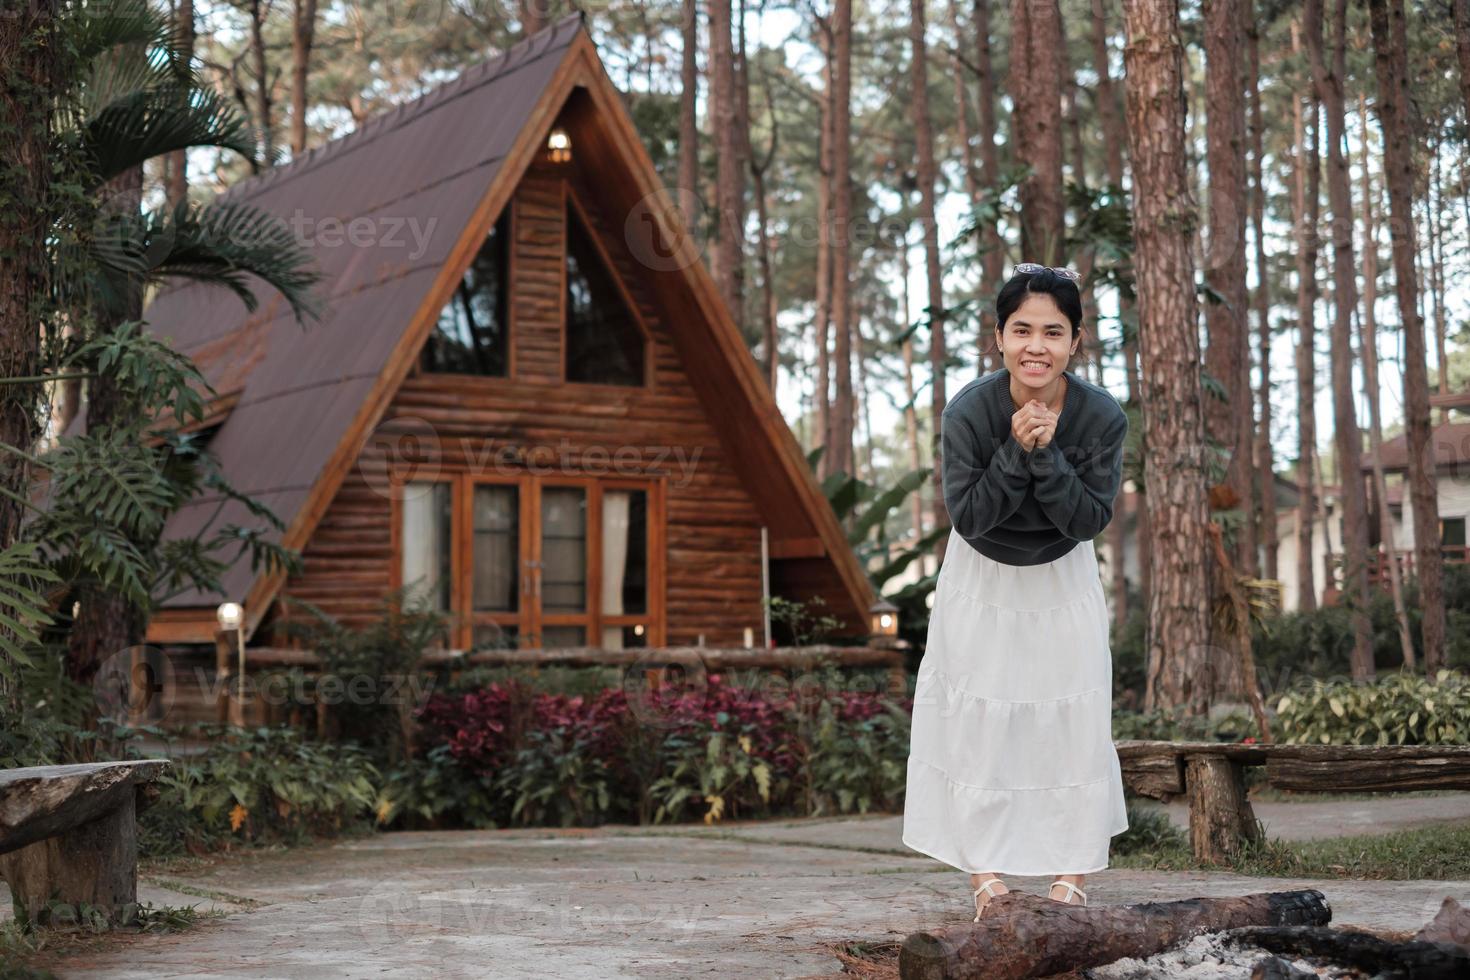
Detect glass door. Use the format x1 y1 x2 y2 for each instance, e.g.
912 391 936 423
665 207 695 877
530 478 655 650
534 481 591 648
465 478 524 649
401 473 661 649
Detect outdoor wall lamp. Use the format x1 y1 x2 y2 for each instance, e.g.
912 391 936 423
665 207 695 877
216 602 245 724
547 127 572 163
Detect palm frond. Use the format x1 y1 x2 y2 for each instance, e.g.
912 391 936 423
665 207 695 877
82 85 255 187
137 199 325 323
64 0 166 68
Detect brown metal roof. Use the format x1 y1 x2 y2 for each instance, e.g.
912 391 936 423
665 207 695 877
146 14 587 609
1359 419 1470 473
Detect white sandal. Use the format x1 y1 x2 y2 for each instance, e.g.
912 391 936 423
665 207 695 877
1048 879 1087 906
972 877 1008 921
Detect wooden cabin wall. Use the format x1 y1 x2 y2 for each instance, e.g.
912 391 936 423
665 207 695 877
271 162 771 647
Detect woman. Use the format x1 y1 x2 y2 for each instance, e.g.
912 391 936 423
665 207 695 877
901 263 1130 921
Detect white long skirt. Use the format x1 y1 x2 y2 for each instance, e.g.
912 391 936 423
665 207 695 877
902 527 1129 876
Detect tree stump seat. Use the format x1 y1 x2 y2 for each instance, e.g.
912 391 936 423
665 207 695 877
1115 740 1470 864
0 760 169 923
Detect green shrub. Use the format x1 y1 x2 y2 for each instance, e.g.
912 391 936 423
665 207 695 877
1110 800 1187 857
280 589 448 764
1112 708 1254 743
1275 670 1470 745
138 725 379 856
493 727 616 828
377 744 498 830
805 698 909 816
647 728 774 824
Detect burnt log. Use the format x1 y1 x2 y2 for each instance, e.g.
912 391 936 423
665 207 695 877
1225 925 1470 980
898 889 1330 979
0 760 168 924
1250 956 1317 980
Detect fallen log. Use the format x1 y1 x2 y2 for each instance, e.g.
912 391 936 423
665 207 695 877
898 889 1329 979
1224 925 1470 980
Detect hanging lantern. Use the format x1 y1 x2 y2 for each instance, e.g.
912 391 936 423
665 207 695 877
870 598 899 637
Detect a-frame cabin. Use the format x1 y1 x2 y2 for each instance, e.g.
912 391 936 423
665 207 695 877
143 13 875 655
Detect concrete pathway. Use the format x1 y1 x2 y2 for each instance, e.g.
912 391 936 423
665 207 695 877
16 795 1468 979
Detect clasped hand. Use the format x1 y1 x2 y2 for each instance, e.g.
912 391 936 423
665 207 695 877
1010 401 1057 452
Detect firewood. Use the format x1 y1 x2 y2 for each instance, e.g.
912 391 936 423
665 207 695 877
1225 925 1470 980
898 889 1330 979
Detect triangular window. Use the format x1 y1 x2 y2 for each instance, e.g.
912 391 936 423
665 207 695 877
565 201 644 386
421 210 510 376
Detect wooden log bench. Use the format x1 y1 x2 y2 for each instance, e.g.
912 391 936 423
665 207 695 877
1116 740 1470 864
0 760 169 924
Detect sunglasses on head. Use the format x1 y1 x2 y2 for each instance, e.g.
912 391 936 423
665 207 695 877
1014 262 1081 282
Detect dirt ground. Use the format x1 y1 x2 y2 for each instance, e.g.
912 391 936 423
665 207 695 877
10 796 1470 979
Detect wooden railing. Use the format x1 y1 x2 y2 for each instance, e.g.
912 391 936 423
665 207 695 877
1325 545 1470 591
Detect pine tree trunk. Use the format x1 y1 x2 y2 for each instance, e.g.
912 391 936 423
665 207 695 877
1357 92 1417 670
1009 0 1066 265
0 0 59 710
1291 21 1320 613
69 168 151 690
709 0 745 328
1307 0 1373 679
290 0 317 156
829 0 855 479
948 0 979 203
1091 0 1126 191
910 0 948 541
1368 0 1447 674
520 0 547 35
814 23 834 480
1429 140 1449 426
972 0 1005 374
1201 0 1256 586
167 0 194 205
1094 0 1134 619
1246 0 1278 583
1121 0 1214 715
1456 0 1470 127
679 0 699 217
901 235 929 575
248 0 274 166
751 112 778 394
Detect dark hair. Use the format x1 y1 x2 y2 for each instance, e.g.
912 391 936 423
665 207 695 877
993 268 1084 338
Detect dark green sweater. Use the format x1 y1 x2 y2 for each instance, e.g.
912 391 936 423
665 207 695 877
940 367 1128 566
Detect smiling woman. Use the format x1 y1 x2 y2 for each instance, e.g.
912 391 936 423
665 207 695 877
902 264 1130 922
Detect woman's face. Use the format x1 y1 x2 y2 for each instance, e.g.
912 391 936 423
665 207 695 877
995 292 1078 389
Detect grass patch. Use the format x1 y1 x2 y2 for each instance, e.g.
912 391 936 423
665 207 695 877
0 901 209 978
1113 819 1470 880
